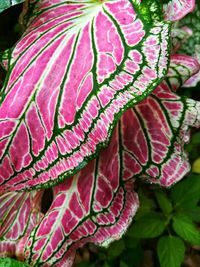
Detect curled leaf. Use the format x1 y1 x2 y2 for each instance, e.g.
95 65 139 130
0 0 170 192
16 55 200 266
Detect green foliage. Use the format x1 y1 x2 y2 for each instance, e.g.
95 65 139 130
173 215 200 246
128 212 166 238
0 258 30 267
76 173 200 267
157 236 185 267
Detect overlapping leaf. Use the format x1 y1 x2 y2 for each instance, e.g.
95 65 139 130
176 2 200 87
163 0 195 21
0 0 24 13
0 0 170 192
0 190 43 258
16 56 200 266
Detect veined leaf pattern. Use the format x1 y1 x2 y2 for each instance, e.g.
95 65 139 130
0 190 43 257
0 0 170 192
163 0 195 21
176 3 200 87
17 56 200 266
20 135 139 266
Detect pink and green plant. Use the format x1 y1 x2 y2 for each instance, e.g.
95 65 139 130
0 0 200 266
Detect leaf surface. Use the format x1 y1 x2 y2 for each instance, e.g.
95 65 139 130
0 0 24 13
163 0 195 21
18 56 200 266
0 190 43 258
20 136 139 266
0 258 30 267
111 55 200 187
0 0 170 192
176 3 200 87
128 212 166 238
157 235 185 267
173 215 200 246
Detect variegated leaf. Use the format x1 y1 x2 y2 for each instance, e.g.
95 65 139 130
0 0 24 13
17 55 200 266
184 45 200 87
163 0 195 21
0 190 43 258
0 0 170 192
176 2 200 87
19 145 139 266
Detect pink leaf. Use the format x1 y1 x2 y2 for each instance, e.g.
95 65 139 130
19 143 139 266
163 0 195 21
0 0 170 192
0 190 43 258
18 55 200 266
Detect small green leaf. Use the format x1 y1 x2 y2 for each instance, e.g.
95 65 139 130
192 158 200 174
173 215 200 246
171 175 200 207
107 240 125 259
155 191 172 215
0 258 30 267
129 213 166 238
157 236 185 267
134 189 156 220
183 206 200 222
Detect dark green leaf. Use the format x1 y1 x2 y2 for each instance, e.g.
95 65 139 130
120 261 129 267
155 191 172 215
173 215 200 246
171 175 200 207
121 246 143 267
107 240 125 259
183 206 200 222
157 236 185 267
102 262 111 267
134 189 156 220
129 213 166 238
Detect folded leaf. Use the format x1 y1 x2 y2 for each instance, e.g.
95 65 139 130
0 0 170 192
0 190 43 258
17 55 200 266
163 0 195 21
19 132 139 266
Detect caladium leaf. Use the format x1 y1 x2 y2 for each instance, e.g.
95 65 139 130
18 140 139 266
17 55 200 266
175 2 200 87
163 0 195 21
0 190 43 258
0 0 170 192
0 0 24 13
